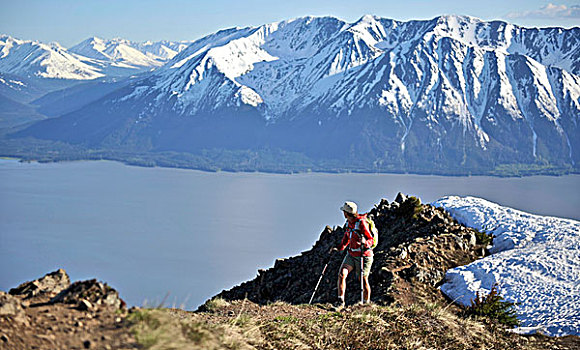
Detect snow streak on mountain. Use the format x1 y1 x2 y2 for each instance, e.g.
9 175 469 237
9 15 580 174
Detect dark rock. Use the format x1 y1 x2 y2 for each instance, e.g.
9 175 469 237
83 340 92 349
51 279 124 309
1 334 8 343
9 268 70 298
395 192 407 204
77 299 93 311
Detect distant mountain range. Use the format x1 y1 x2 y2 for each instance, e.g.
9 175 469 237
1 15 579 175
0 35 192 80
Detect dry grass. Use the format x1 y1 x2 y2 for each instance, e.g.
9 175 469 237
127 299 579 350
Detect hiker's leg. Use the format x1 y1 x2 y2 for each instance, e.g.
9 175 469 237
363 275 371 303
362 256 373 303
338 264 352 300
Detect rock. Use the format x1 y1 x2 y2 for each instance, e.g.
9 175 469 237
83 340 92 349
0 291 28 325
77 299 93 311
464 232 477 247
51 279 124 310
35 334 55 341
398 248 408 260
75 321 84 327
274 258 288 269
1 334 9 343
0 291 23 316
379 267 394 280
9 269 70 298
319 226 333 240
453 236 468 251
395 192 407 204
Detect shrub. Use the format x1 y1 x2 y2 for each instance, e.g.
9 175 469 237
474 229 494 246
201 297 230 312
465 284 520 327
399 196 423 220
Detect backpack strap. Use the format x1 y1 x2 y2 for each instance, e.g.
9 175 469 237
348 218 365 252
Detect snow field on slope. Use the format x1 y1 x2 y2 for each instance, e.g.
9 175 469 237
432 196 580 336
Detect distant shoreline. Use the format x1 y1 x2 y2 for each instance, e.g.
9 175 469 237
2 153 579 179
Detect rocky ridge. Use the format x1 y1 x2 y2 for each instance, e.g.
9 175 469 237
216 193 487 307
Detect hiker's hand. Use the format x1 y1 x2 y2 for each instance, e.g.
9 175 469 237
329 247 339 254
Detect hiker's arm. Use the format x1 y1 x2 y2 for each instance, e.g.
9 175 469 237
336 231 349 251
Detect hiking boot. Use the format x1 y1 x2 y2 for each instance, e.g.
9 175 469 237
333 298 345 309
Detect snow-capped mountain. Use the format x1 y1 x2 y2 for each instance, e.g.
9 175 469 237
0 34 194 111
13 15 580 174
68 37 193 74
0 35 193 81
0 35 103 80
433 196 580 337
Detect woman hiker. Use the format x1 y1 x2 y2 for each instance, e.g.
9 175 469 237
329 201 374 308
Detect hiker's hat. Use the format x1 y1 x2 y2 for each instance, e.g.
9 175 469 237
340 201 357 215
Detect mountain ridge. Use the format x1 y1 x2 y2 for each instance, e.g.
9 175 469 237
3 15 580 175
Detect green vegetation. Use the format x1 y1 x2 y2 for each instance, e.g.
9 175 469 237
474 229 494 247
1 136 578 176
201 297 231 312
398 196 423 220
491 163 575 177
465 284 520 328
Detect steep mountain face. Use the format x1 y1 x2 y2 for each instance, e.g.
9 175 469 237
12 16 580 174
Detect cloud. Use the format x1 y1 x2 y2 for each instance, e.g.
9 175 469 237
506 3 580 19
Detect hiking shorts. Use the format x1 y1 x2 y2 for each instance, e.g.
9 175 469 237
342 253 373 277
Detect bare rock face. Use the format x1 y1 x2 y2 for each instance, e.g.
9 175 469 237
9 269 70 298
0 291 27 325
50 279 125 310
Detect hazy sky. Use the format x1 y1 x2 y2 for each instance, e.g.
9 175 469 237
1 0 579 47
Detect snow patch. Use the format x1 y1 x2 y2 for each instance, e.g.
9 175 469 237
433 196 580 336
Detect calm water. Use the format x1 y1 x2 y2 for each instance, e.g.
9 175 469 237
1 159 579 309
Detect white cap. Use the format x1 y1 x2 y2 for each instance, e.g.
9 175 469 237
340 201 357 215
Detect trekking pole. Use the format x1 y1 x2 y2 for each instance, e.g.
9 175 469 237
309 251 333 305
360 236 366 304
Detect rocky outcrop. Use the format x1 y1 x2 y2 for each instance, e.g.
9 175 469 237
1 271 135 349
51 279 125 310
215 193 488 307
9 268 70 299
